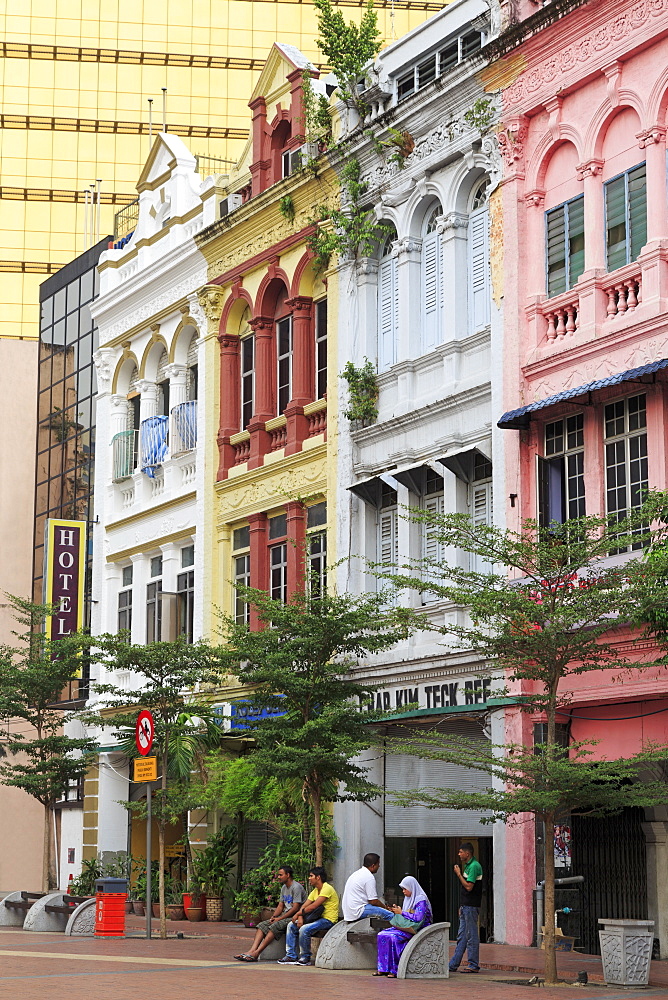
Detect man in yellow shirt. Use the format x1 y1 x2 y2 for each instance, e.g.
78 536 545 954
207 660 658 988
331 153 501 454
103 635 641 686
278 866 339 966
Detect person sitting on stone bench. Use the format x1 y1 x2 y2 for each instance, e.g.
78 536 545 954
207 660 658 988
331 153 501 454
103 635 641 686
278 866 339 966
342 852 394 923
235 865 307 963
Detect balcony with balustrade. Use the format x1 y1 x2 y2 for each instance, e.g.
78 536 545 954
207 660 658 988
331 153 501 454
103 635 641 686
525 245 668 356
110 400 199 514
225 399 327 474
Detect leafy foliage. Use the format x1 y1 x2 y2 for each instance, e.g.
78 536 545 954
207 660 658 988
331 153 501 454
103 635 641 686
378 496 668 983
313 0 382 119
301 71 333 150
463 97 494 134
341 358 379 424
0 596 97 889
308 157 385 271
87 635 220 936
215 585 416 864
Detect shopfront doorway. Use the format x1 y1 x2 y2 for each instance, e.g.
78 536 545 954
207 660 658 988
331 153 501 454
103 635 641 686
384 835 493 939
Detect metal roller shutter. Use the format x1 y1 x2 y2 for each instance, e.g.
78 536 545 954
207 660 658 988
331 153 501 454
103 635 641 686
384 718 491 837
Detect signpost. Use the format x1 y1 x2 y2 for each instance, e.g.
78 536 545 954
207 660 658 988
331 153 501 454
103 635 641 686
135 711 155 939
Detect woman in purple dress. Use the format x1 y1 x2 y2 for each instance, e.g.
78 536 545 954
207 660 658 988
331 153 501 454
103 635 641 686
374 876 432 978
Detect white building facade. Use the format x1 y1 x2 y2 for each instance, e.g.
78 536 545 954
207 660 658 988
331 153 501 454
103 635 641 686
332 0 508 939
72 133 219 872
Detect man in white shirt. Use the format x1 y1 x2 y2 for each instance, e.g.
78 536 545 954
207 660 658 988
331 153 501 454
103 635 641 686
341 853 394 922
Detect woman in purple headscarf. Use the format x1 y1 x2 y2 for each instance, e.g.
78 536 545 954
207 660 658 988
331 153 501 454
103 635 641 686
373 875 432 978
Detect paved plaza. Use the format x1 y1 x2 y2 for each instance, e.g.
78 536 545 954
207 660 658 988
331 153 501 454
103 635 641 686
1 919 668 1000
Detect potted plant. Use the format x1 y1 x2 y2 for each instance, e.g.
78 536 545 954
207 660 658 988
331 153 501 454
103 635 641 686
167 881 185 920
234 867 272 928
200 825 237 922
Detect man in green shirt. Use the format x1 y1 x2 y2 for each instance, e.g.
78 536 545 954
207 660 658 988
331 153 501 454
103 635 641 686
449 842 483 974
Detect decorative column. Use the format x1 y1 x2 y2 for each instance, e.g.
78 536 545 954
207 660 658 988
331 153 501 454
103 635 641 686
577 159 605 271
639 127 668 244
575 159 607 331
248 316 274 469
217 333 240 478
248 511 268 630
249 96 270 196
286 501 306 598
285 296 313 456
196 284 227 479
393 236 422 403
355 257 380 362
636 127 668 309
439 212 469 341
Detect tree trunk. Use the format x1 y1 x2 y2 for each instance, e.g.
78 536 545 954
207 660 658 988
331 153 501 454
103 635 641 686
42 802 53 892
542 810 558 984
311 782 323 868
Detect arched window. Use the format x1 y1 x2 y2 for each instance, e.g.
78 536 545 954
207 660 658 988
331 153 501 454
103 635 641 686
378 227 398 372
186 333 198 401
155 349 170 415
422 204 444 352
275 289 292 415
468 180 490 333
239 309 254 430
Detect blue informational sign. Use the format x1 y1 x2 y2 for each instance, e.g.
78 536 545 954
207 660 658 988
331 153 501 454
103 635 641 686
228 700 285 730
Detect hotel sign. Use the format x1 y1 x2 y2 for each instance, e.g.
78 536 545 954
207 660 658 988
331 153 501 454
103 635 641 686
44 518 86 647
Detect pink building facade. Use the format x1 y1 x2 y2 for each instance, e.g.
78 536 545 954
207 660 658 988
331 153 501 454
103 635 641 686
495 0 668 955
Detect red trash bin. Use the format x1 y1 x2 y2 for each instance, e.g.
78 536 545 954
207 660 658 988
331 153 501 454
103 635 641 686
94 877 127 937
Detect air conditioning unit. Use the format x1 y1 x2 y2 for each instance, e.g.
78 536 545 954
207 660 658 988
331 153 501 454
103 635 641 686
219 193 243 218
289 142 319 173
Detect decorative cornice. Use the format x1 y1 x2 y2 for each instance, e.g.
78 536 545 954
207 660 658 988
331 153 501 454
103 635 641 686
637 126 667 149
524 190 545 208
503 0 667 110
362 100 500 193
497 117 529 167
576 158 604 181
93 348 115 392
392 236 422 257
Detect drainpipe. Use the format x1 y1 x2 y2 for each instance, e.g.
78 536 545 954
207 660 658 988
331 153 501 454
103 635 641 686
536 875 584 943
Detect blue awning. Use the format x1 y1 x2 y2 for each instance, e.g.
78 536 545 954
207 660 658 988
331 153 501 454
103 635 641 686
498 359 668 429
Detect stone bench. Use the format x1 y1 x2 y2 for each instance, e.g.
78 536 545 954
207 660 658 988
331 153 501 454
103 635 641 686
65 897 97 936
24 892 76 932
0 891 45 927
258 925 328 961
315 917 451 977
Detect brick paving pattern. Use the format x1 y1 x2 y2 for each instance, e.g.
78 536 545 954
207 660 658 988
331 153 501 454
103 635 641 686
0 919 666 1000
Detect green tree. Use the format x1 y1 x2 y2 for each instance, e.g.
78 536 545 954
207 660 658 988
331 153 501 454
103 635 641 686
88 636 220 938
216 586 415 866
0 596 97 890
380 497 668 984
313 0 381 119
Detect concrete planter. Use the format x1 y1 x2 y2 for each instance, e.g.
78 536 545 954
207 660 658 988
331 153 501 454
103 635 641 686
598 918 654 986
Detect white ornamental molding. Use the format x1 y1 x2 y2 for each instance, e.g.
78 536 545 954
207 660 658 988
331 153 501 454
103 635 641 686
92 348 116 393
102 275 203 342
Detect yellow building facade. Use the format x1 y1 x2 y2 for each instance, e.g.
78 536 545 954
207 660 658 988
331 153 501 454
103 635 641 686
195 44 340 641
0 0 437 342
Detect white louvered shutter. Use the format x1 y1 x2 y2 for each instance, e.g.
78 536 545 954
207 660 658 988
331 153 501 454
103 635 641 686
379 507 398 605
423 493 444 601
470 481 493 573
422 232 441 351
186 334 198 367
378 256 397 372
469 208 490 333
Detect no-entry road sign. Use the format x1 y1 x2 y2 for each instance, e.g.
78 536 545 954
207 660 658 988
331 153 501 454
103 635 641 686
135 710 155 756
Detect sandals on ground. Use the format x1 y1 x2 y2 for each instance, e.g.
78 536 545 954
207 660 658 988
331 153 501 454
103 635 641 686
372 972 387 976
